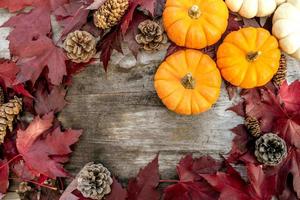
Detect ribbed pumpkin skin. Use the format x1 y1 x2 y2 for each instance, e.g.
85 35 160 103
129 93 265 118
217 27 281 89
163 0 229 49
154 50 222 115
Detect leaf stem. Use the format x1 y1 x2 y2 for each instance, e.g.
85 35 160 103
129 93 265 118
0 154 22 170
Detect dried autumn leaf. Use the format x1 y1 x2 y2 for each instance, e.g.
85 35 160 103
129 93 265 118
279 81 300 115
202 163 276 200
0 159 9 194
120 0 157 35
277 148 300 198
15 36 67 85
54 0 91 37
0 60 19 88
34 84 67 115
163 155 220 200
127 155 160 200
98 28 122 71
0 0 33 12
86 0 106 10
105 177 127 200
16 112 82 178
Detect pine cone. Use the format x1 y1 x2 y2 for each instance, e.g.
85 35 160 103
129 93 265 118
0 96 22 144
255 133 287 166
245 116 261 137
273 54 287 87
93 0 129 29
77 162 113 200
63 30 96 63
135 20 168 51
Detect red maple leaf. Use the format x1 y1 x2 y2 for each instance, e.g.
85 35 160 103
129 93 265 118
15 36 67 85
16 112 82 178
229 80 300 198
0 0 33 12
98 28 122 71
0 60 19 88
202 163 276 200
127 155 160 200
163 155 220 200
121 0 157 35
54 0 92 38
34 84 67 115
0 159 9 194
105 177 127 200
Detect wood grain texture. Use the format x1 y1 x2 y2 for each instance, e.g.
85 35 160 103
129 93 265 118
59 55 300 181
0 7 300 186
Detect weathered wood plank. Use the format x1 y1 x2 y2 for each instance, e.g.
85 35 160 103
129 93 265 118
0 7 300 184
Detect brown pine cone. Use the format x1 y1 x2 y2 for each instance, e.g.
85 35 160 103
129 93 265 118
0 96 22 144
245 116 261 137
93 0 129 29
77 162 113 200
273 54 287 87
63 30 96 63
255 133 287 166
135 20 168 52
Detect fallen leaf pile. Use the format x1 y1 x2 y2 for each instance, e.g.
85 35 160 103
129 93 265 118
0 0 299 199
228 80 300 199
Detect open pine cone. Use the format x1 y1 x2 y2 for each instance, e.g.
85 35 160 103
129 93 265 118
63 30 96 63
0 96 22 144
135 20 168 52
245 116 261 137
77 162 113 200
93 0 129 29
255 133 287 166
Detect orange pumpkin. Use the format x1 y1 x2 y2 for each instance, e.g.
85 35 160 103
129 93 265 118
217 27 281 89
154 49 222 115
163 0 229 49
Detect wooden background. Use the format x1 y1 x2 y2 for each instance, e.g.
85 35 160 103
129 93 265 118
1 8 300 199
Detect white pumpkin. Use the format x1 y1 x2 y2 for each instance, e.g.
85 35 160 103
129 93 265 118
225 0 286 18
273 0 300 60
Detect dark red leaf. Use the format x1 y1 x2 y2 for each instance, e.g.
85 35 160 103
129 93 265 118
127 155 160 200
0 0 34 12
34 84 67 115
2 7 51 56
123 11 149 57
278 148 300 198
164 182 219 200
105 177 127 200
54 1 90 38
15 36 67 85
279 81 300 115
98 28 122 71
0 159 9 194
13 84 34 98
16 113 82 178
0 60 19 88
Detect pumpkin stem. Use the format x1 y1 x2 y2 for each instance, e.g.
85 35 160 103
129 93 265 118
246 51 262 62
188 5 201 19
181 73 196 89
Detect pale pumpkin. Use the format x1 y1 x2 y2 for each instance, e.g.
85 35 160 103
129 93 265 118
154 50 222 115
163 0 228 49
225 0 286 18
217 27 281 89
273 0 300 60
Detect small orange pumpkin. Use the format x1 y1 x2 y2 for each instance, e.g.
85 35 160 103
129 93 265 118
163 0 229 49
154 49 222 115
217 27 281 89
